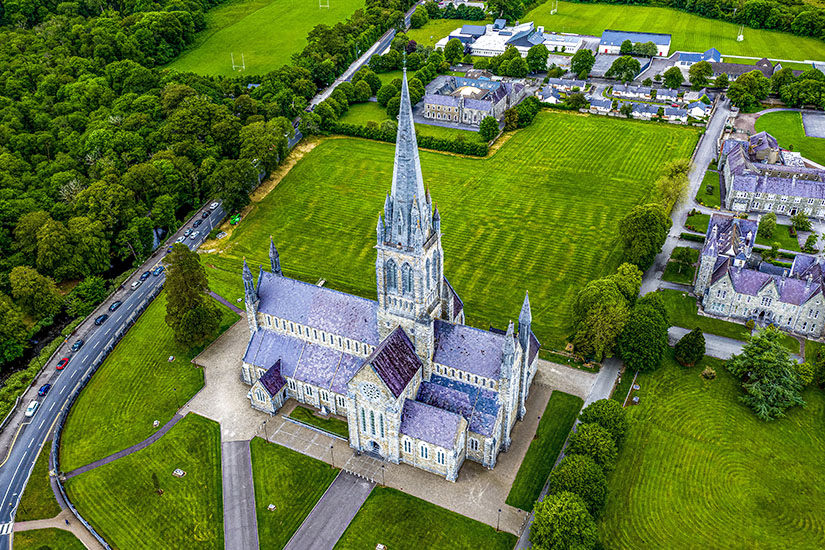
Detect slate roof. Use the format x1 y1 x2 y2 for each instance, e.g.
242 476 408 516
600 29 671 46
259 359 286 395
546 77 585 89
365 326 421 398
460 24 486 37
444 277 464 315
632 103 659 115
433 320 506 379
717 265 823 305
528 331 540 365
400 399 463 448
656 88 677 99
702 214 757 258
665 107 687 117
417 374 499 436
589 97 612 110
710 61 772 78
256 271 379 345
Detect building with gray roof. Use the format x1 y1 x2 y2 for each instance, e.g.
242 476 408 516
422 75 526 126
600 29 671 56
242 69 540 481
436 20 583 60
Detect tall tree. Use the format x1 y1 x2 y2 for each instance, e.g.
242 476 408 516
573 278 629 360
606 56 641 83
0 294 27 366
618 203 672 270
610 263 643 305
443 38 464 65
164 244 220 347
36 218 73 281
487 0 524 21
566 423 619 473
570 49 595 79
152 195 178 234
479 116 499 141
10 266 63 320
547 454 608 517
688 60 713 89
663 66 684 90
619 39 633 55
617 293 669 372
675 327 705 367
117 217 154 264
209 159 258 214
759 212 777 238
530 492 597 550
727 70 771 109
579 399 628 445
526 44 549 73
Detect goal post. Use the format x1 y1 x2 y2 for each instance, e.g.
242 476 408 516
319 0 329 9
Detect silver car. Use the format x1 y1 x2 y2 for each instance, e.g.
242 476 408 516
189 230 200 240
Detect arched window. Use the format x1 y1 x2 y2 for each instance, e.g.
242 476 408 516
385 259 397 292
401 263 413 295
432 250 440 286
360 408 366 432
426 259 431 290
380 414 385 438
370 410 376 436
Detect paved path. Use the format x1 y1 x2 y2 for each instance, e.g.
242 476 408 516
64 414 183 479
284 471 374 550
222 440 259 550
668 326 803 362
209 291 243 314
13 509 105 549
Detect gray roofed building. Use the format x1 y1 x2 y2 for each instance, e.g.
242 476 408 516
400 400 464 448
423 76 527 127
600 29 671 56
709 57 773 79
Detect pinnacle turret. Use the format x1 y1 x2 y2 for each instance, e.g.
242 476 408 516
519 291 532 325
269 236 282 275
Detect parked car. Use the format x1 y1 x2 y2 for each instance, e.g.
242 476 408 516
153 265 165 276
140 271 151 280
210 202 219 210
175 236 186 244
71 339 84 351
38 384 51 396
94 314 109 325
109 300 123 312
56 357 69 370
166 246 174 253
189 230 200 240
131 280 142 290
193 219 203 228
184 228 193 236
24 401 39 417
202 210 211 218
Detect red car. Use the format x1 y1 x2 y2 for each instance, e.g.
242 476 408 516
56 357 69 370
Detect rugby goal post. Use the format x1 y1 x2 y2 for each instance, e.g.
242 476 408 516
737 25 744 42
231 52 246 71
319 0 330 9
550 0 558 15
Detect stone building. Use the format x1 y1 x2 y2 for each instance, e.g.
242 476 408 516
241 70 540 481
695 213 825 338
422 76 526 126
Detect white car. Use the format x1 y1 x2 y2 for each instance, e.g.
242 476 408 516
189 231 200 240
175 236 186 243
209 202 219 210
24 400 39 418
131 280 142 290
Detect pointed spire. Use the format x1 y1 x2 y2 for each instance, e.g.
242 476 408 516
519 291 532 325
257 264 264 290
269 236 282 276
242 257 255 300
376 214 383 245
432 203 440 233
242 257 252 281
504 320 516 353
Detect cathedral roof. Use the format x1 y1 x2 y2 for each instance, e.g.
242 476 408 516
256 271 379 345
417 374 499 436
528 331 541 365
400 399 464 449
444 277 464 315
258 359 286 396
433 320 507 379
365 326 422 398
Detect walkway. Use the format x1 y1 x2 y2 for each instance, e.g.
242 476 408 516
64 414 183 479
283 471 374 550
222 440 259 550
13 509 105 550
209 291 244 314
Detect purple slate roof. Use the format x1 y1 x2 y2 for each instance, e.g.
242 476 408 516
444 277 464 315
400 399 463 448
243 330 305 371
425 93 458 107
464 98 493 111
433 320 505 379
702 214 757 258
293 343 343 389
259 359 286 395
731 174 825 199
365 326 421 398
528 331 541 365
417 374 499 436
256 271 379 345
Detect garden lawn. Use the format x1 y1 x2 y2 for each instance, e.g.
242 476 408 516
528 1 825 60
167 0 364 76
65 414 223 550
611 370 634 404
506 391 583 511
658 289 750 340
16 443 61 521
204 111 700 348
695 170 721 208
12 529 86 550
755 222 801 251
334 487 516 549
59 292 238 472
662 246 698 286
338 102 484 143
251 437 339 548
685 212 709 233
599 349 825 549
288 405 349 438
407 19 485 47
755 111 825 167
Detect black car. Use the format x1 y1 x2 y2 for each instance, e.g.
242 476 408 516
109 300 123 312
193 219 203 228
153 265 165 276
140 270 151 280
94 314 109 326
202 210 211 218
71 339 84 351
38 384 52 396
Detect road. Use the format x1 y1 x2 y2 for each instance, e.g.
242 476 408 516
0 202 226 550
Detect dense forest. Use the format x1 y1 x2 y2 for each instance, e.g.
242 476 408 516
0 0 414 371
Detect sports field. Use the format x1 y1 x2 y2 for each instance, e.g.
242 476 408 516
529 2 825 61
66 414 224 550
168 0 364 76
407 18 482 47
59 293 238 472
599 349 825 548
755 111 825 166
204 111 700 348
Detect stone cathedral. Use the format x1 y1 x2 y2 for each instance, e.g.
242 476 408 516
240 70 539 481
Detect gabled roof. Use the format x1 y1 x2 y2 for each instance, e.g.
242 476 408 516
259 360 286 395
400 399 464 448
433 319 506 379
417 374 499 436
600 29 671 46
365 326 421 398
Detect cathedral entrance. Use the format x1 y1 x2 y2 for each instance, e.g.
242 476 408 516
364 441 383 460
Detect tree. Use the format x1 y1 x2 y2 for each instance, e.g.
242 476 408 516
727 327 806 420
504 108 519 131
386 96 401 118
570 49 595 79
663 66 684 90
530 492 597 550
795 361 815 387
619 103 633 117
671 246 694 274
567 92 588 110
547 454 608 517
526 44 549 73
68 217 109 277
164 244 220 347
353 80 372 103
759 212 777 239
566 423 618 473
444 38 464 66
606 56 641 83
675 327 705 367
618 204 672 270
579 399 628 445
479 116 499 141
488 0 524 21
239 118 291 174
610 262 642 304
572 278 630 360
771 67 796 94
715 73 730 89
152 194 178 233
791 211 812 231
36 218 73 280
410 5 428 28
209 159 258 215
643 77 653 86
0 294 27 366
688 60 713 89
377 84 398 107
727 70 771 109
802 233 818 253
619 39 633 55
117 217 154 264
67 276 108 318
507 57 529 78
617 294 669 372
14 210 51 258
10 266 63 320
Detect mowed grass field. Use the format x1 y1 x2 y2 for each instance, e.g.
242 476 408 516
755 111 825 166
339 102 485 143
12 529 86 550
168 0 363 76
205 112 699 348
59 293 238 472
599 350 825 549
528 1 825 60
66 414 223 550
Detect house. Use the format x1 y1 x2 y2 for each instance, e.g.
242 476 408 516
599 29 671 56
612 84 652 99
536 87 563 104
545 77 586 92
664 106 688 122
589 97 612 114
422 76 526 126
631 102 659 120
683 88 712 103
709 57 773 80
242 71 541 481
695 214 825 338
436 20 583 60
686 101 711 118
675 47 721 67
655 88 678 103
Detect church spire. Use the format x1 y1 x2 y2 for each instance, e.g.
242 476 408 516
243 258 255 300
519 291 532 352
269 236 282 276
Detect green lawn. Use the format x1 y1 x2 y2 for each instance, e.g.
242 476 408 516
12 528 86 550
407 19 485 47
755 111 825 167
335 487 517 549
167 0 364 76
658 289 751 340
66 414 222 549
338 102 485 143
506 391 583 511
377 69 404 86
755 222 801 251
288 405 349 438
529 1 825 60
205 111 700 348
251 437 339 548
60 292 238 472
685 212 709 233
16 443 61 521
662 246 699 286
599 350 825 549
611 369 635 404
695 170 721 208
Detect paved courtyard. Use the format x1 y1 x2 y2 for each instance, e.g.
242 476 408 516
802 112 825 138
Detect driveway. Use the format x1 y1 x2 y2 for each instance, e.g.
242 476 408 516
535 360 597 400
668 326 803 362
222 440 259 550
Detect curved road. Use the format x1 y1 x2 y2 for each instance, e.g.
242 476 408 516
0 203 226 549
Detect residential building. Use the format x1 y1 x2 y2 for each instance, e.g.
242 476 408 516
675 48 721 67
655 88 678 103
422 76 526 126
589 97 612 114
612 84 652 99
631 102 659 120
545 78 586 92
536 87 563 104
664 106 688 122
241 71 541 481
686 101 711 118
710 57 773 80
436 20 583 60
599 29 671 56
682 88 712 103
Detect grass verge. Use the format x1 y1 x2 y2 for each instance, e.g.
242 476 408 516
12 529 86 550
658 289 750 340
685 212 709 233
16 443 61 521
287 405 349 438
695 170 721 208
662 246 698 286
755 222 801 252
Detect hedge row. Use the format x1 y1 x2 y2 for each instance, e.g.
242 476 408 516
330 121 488 156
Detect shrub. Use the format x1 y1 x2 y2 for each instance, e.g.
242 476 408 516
546 455 607 517
578 399 627 445
566 423 618 473
674 327 705 367
745 319 755 330
701 366 716 380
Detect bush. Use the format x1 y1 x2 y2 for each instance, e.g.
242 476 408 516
701 366 716 380
674 327 705 367
547 455 607 517
680 233 705 243
579 399 628 445
566 423 618 473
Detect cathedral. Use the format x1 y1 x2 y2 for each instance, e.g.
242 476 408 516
240 70 539 481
